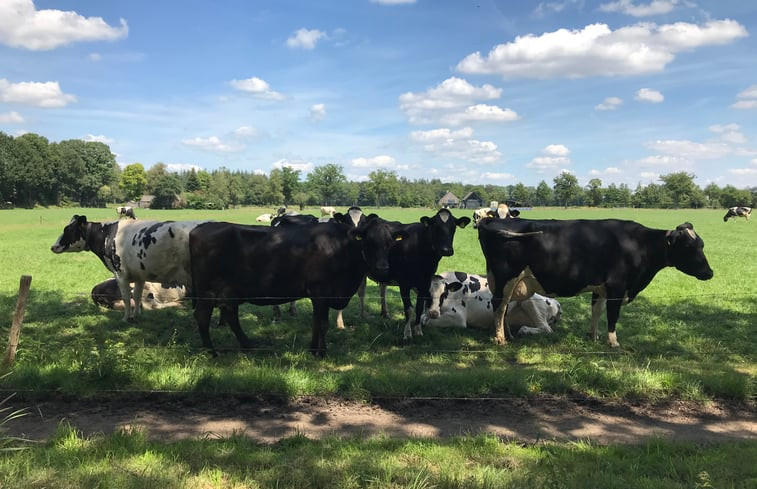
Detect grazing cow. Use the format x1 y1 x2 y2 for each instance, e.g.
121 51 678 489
366 209 471 339
477 219 713 347
117 206 136 219
91 278 186 311
51 215 206 321
188 218 398 355
320 206 336 218
255 213 273 223
723 206 752 222
422 272 561 334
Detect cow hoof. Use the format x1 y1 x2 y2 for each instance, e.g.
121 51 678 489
493 335 507 346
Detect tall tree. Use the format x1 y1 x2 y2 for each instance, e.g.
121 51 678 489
280 166 301 204
659 172 697 208
366 169 400 207
120 163 148 201
307 164 346 205
552 171 580 208
535 180 552 206
150 173 182 209
13 133 55 206
586 178 603 207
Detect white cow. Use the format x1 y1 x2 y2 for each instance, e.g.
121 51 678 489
422 271 562 335
52 215 207 321
256 213 273 223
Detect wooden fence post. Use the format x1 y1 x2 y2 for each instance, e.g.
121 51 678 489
3 275 32 368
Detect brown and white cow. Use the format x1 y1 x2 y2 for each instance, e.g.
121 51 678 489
422 271 562 334
723 206 752 222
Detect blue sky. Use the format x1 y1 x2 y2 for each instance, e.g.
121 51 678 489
1 0 756 188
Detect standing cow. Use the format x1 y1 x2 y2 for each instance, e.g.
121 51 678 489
364 209 470 339
188 217 400 356
723 206 752 222
51 215 206 321
117 206 136 219
477 219 713 347
422 271 561 334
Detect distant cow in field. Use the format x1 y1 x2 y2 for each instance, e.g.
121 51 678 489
320 206 336 218
723 206 751 222
472 202 520 228
188 217 398 355
478 218 713 347
255 213 273 223
422 271 561 335
91 278 186 311
51 215 207 321
117 206 136 219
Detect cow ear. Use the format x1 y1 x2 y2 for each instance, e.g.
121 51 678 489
447 282 464 293
420 216 431 227
77 215 88 225
456 216 471 228
510 209 521 218
332 212 345 222
366 213 380 220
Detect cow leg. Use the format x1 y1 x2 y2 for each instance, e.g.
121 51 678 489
379 283 389 318
358 277 367 319
132 281 145 318
289 301 297 316
193 299 216 352
590 293 606 341
116 278 133 321
335 309 346 330
605 294 623 348
494 276 524 345
399 286 415 339
272 305 281 322
310 300 330 357
412 287 429 337
222 304 254 349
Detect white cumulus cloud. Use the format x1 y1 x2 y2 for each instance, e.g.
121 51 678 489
230 76 284 100
0 78 76 107
83 134 114 144
351 155 408 171
286 28 326 50
527 144 572 170
272 158 314 173
732 85 757 109
456 20 747 79
0 0 128 50
310 103 326 120
232 126 258 138
599 0 679 17
182 136 245 153
0 111 24 123
636 87 664 103
595 96 623 110
410 127 501 163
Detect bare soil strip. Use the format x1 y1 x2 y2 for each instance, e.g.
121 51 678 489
6 394 756 445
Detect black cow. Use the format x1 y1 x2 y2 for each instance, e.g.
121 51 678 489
188 218 398 356
477 218 713 347
723 206 752 222
366 208 471 339
270 213 318 227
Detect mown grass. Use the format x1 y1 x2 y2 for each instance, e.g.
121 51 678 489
0 206 755 402
1 425 756 489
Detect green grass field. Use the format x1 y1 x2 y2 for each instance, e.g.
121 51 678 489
1 206 755 488
0 206 754 401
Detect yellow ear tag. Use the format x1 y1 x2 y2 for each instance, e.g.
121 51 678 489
355 235 363 241
394 236 403 241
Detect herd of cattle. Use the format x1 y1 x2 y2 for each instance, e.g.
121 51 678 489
50 202 723 356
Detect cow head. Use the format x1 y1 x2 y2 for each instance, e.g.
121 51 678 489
352 215 407 282
666 222 714 280
51 215 90 253
427 275 463 319
420 209 471 257
333 206 366 228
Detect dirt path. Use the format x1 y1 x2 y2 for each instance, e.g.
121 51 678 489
5 394 756 445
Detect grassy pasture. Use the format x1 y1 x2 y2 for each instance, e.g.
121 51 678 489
0 206 755 401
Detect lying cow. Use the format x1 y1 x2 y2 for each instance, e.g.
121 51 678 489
477 219 713 348
91 278 186 311
117 206 136 219
188 216 398 355
51 215 206 321
723 206 751 222
255 213 273 223
422 272 561 334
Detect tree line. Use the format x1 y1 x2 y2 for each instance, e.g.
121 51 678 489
1 132 755 210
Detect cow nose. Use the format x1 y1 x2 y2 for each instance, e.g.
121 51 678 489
699 268 714 280
428 309 439 319
440 246 453 257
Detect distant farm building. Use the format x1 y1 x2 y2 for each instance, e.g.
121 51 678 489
438 191 460 208
460 191 484 209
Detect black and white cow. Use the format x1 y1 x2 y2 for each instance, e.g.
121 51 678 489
117 206 136 219
91 278 186 311
422 271 561 334
477 219 713 347
187 217 398 355
723 206 752 222
51 215 206 321
364 209 471 339
472 202 520 228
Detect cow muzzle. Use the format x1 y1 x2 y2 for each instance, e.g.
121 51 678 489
427 309 440 319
